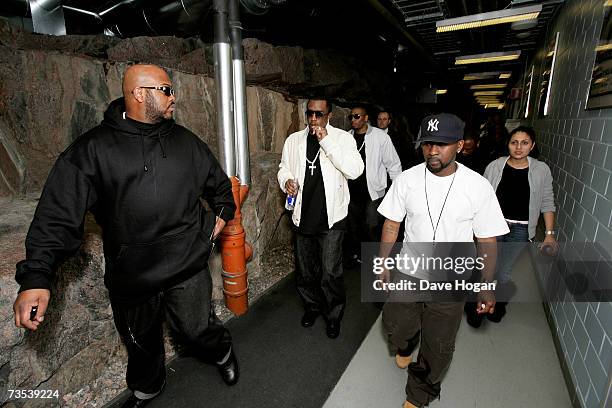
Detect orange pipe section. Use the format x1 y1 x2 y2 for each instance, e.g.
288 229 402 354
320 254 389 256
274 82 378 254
220 177 252 315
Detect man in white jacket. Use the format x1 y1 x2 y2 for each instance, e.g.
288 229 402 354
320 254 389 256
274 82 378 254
278 98 364 338
345 105 402 266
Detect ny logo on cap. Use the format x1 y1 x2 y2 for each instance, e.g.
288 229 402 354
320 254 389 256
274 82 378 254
427 118 439 132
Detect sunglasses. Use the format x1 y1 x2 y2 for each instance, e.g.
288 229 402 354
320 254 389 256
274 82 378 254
305 110 328 118
348 113 365 120
139 85 175 97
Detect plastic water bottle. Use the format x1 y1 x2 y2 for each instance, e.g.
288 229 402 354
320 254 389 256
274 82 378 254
285 178 298 211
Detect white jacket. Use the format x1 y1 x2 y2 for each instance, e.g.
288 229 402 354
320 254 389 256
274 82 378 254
278 124 364 228
350 124 402 200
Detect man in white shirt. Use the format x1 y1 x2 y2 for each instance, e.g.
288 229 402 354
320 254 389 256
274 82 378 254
278 98 364 338
345 105 401 267
377 113 509 408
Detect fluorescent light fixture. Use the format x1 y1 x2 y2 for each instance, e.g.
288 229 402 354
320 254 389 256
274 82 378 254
470 83 508 89
474 91 504 96
436 89 448 95
543 32 560 116
596 43 612 52
483 103 505 109
436 4 541 33
456 51 521 65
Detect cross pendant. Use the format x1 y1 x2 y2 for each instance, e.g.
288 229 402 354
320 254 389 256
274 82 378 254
308 163 316 176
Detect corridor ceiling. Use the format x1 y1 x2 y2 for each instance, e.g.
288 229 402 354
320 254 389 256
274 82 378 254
0 0 566 106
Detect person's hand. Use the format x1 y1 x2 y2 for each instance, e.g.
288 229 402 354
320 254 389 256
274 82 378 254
540 235 558 256
378 268 391 291
285 179 299 196
313 125 328 142
476 290 496 315
14 289 50 330
212 217 226 240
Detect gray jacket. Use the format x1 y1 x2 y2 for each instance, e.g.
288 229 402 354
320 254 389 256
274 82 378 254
484 156 556 239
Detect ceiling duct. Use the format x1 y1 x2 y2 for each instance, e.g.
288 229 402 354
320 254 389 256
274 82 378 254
29 0 66 35
238 0 286 16
97 0 212 37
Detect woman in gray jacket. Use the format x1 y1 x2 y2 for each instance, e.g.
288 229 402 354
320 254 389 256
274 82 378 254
482 126 557 322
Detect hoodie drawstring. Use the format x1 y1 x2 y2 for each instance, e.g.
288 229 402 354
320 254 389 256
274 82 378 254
158 130 167 159
140 134 148 172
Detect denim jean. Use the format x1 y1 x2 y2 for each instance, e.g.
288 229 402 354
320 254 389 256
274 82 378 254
295 229 346 321
496 222 529 284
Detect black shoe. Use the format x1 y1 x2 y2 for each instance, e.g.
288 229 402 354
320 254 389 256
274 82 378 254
301 311 319 327
326 320 341 339
464 302 484 328
216 347 239 386
487 302 507 323
121 395 153 408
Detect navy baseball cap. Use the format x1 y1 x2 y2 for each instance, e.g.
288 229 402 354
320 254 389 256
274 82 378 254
416 113 465 145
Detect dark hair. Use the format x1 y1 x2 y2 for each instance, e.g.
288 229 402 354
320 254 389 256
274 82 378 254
509 126 536 143
308 98 333 114
378 110 393 121
351 104 369 116
508 125 539 158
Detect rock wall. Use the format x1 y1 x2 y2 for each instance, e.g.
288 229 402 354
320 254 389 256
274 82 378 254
0 20 363 407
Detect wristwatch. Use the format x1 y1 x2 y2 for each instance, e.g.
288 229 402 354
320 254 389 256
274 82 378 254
545 230 556 235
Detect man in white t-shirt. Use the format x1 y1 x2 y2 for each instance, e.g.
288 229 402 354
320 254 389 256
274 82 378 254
377 113 509 408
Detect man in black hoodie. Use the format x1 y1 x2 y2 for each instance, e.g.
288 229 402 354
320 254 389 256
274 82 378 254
13 64 238 407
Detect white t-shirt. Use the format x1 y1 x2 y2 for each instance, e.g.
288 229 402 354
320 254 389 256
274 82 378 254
378 162 509 243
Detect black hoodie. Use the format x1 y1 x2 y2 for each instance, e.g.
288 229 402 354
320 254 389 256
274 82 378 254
16 98 236 304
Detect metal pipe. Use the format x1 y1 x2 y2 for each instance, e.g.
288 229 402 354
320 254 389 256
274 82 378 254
213 0 236 176
229 0 250 186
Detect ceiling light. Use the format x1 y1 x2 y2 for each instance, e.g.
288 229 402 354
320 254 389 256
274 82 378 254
499 72 512 79
483 103 505 109
456 51 521 65
436 5 541 33
470 83 508 89
596 43 612 52
474 91 504 96
436 89 448 95
463 71 500 80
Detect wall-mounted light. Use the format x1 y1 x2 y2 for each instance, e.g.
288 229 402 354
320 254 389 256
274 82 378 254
456 51 521 65
436 4 541 33
470 83 508 89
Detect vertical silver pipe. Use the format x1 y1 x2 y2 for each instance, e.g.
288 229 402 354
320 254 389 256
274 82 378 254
213 0 236 176
229 0 250 185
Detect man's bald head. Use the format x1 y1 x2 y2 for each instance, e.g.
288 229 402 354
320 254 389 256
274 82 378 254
123 64 175 124
122 64 171 97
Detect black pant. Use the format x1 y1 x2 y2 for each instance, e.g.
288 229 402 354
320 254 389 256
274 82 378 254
111 269 230 395
383 300 464 407
295 228 345 321
345 197 384 259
